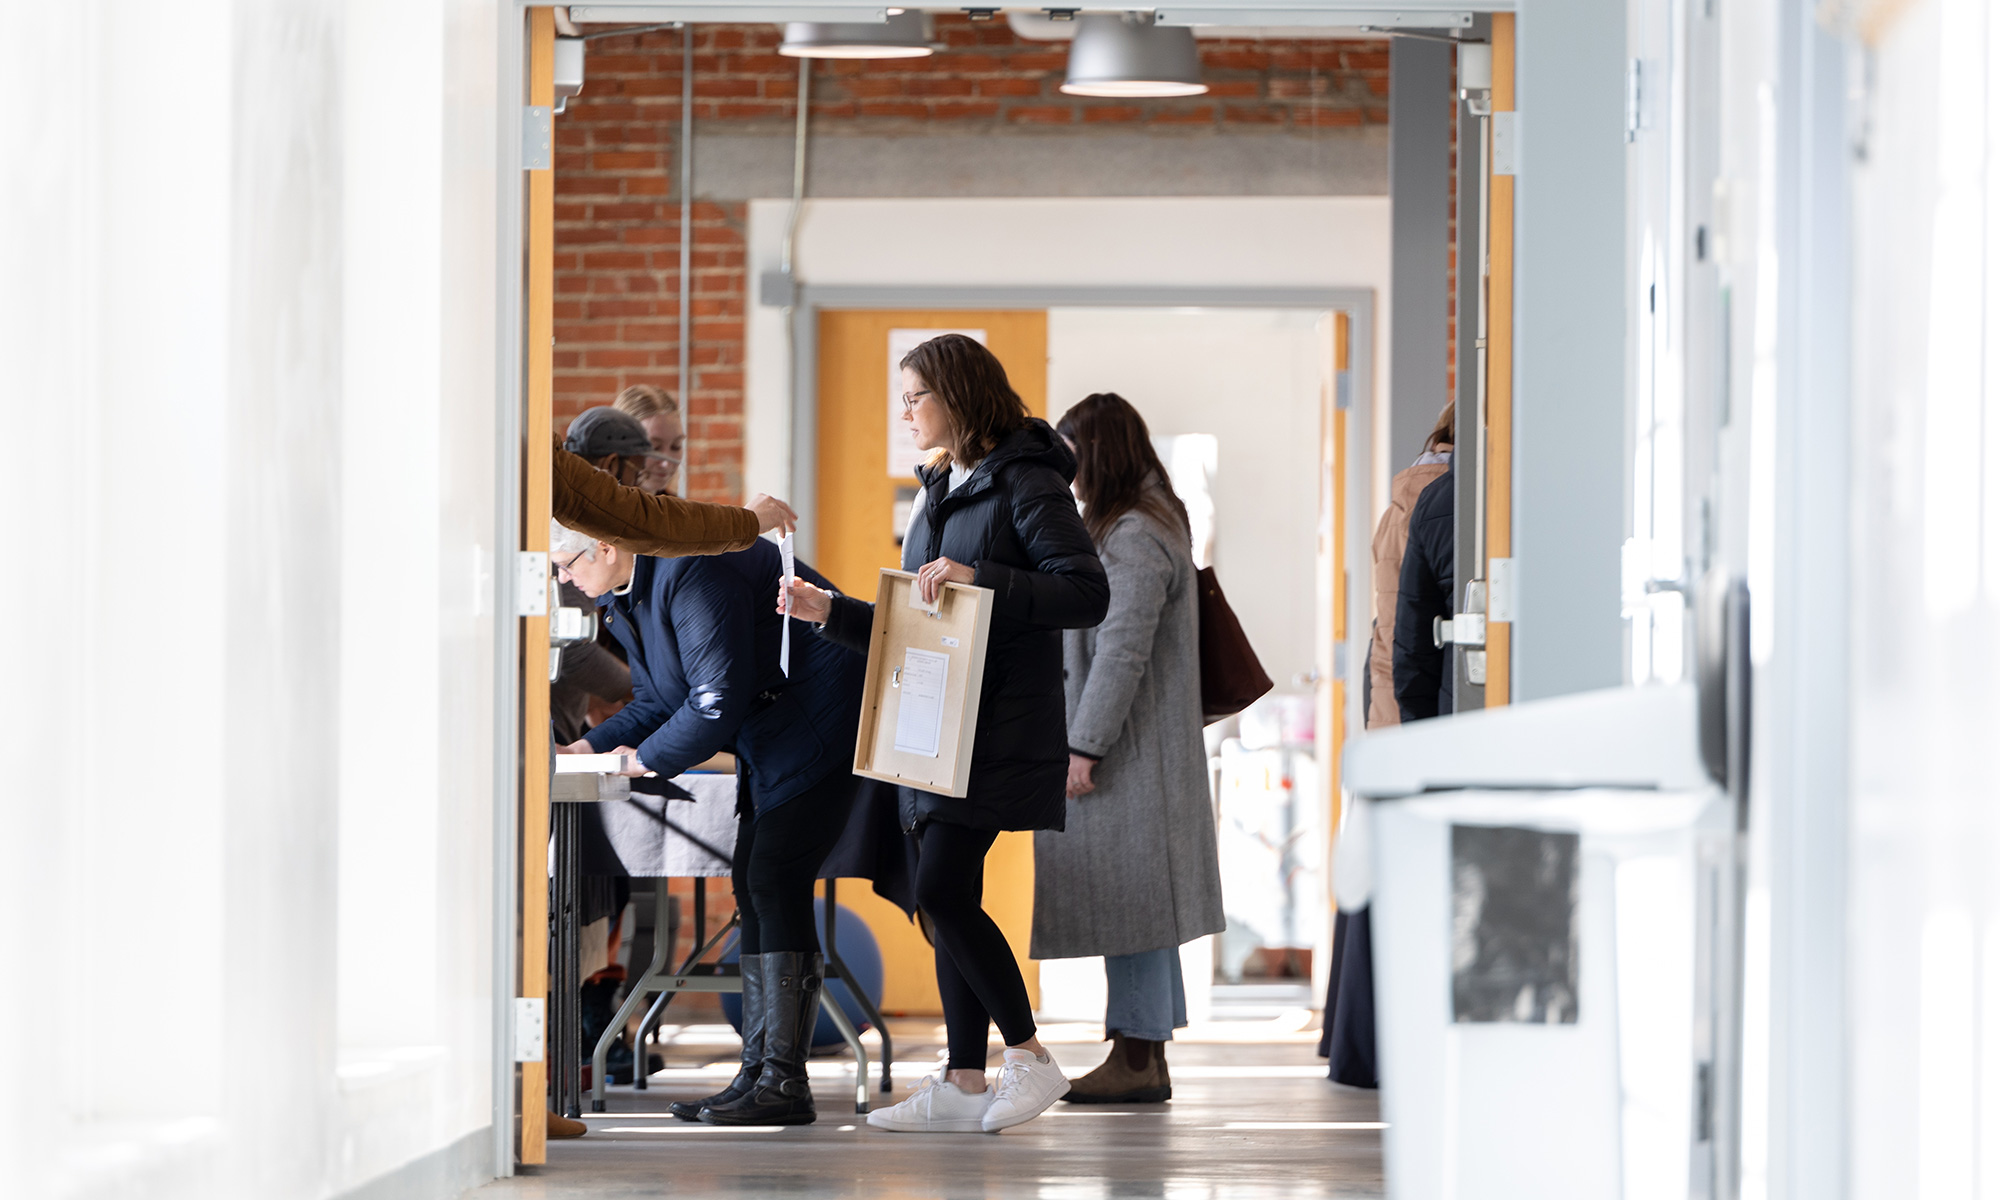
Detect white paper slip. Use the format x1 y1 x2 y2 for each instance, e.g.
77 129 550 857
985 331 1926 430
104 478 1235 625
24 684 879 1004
892 648 950 758
778 531 795 677
554 753 631 775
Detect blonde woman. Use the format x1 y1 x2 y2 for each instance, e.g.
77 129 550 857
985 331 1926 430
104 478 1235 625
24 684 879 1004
613 384 686 495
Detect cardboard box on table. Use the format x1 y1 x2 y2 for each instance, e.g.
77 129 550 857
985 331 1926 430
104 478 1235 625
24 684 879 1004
853 569 995 798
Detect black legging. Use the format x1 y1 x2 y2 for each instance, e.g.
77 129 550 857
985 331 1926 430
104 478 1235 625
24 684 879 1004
731 769 858 956
913 821 1038 1070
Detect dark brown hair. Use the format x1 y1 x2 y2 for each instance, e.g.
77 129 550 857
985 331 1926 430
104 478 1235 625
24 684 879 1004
1056 392 1191 546
1426 400 1455 452
900 333 1029 469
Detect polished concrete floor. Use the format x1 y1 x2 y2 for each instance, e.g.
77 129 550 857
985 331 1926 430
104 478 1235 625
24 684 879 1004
477 1012 1382 1199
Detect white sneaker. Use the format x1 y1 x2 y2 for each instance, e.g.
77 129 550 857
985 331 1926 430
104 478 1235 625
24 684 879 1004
866 1074 992 1133
981 1048 1071 1132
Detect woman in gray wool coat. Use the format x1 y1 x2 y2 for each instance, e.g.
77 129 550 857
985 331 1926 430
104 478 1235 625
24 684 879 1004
1034 392 1226 1104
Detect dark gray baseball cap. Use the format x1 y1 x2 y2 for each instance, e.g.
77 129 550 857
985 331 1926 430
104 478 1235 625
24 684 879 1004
563 406 662 459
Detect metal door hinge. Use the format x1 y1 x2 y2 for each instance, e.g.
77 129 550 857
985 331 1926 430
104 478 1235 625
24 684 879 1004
513 997 545 1062
1491 112 1518 175
1626 58 1643 142
523 106 553 170
1487 557 1516 621
516 551 550 616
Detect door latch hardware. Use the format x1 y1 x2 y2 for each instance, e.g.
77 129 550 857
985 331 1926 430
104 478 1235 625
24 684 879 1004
1435 613 1487 648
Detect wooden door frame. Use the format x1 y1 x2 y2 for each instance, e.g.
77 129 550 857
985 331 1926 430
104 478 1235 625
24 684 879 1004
780 286 1377 1005
491 5 552 1178
779 286 1377 744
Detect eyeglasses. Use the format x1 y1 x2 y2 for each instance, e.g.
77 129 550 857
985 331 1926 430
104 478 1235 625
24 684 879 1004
556 549 587 579
900 389 934 413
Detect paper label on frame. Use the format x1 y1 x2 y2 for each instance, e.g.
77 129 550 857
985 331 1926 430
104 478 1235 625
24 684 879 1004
892 648 950 758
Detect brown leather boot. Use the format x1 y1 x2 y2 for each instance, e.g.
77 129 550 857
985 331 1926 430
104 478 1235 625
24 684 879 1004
1062 1033 1171 1104
547 1111 587 1138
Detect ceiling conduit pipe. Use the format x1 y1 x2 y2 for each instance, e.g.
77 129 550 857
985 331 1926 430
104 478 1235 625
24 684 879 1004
679 23 694 454
782 56 811 547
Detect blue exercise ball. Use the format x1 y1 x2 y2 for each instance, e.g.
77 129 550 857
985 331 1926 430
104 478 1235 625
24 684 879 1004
720 898 884 1049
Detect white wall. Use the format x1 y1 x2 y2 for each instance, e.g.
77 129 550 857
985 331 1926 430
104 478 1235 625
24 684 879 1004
1846 3 2000 1196
1046 308 1329 694
1 4 505 1197
742 196 1392 519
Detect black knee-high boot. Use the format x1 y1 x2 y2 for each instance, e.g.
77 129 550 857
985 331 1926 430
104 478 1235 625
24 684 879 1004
669 954 767 1120
699 951 820 1125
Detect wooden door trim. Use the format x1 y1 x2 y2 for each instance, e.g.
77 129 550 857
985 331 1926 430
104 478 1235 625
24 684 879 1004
1484 13 1516 706
517 3 555 1167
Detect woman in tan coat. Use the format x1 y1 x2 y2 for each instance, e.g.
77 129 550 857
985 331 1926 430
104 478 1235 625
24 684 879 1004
1366 402 1453 729
1318 401 1455 1093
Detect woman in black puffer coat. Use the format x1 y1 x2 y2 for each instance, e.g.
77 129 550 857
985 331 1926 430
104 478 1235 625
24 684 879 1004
785 333 1108 1134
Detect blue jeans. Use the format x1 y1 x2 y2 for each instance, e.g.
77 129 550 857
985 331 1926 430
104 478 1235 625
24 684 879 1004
1103 947 1188 1042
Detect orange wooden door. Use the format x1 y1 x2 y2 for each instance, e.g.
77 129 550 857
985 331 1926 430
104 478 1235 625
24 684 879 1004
812 309 1048 1014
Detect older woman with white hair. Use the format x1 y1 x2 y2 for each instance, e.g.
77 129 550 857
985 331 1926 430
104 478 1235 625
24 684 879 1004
551 520 866 1127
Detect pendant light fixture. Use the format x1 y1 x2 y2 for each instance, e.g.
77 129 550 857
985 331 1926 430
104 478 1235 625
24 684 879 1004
779 9 933 59
1060 12 1208 98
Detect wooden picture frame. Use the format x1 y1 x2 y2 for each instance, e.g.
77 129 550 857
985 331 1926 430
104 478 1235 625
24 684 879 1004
852 569 995 798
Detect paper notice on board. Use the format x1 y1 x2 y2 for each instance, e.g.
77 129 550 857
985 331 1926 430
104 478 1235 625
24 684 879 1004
778 531 795 677
893 647 950 758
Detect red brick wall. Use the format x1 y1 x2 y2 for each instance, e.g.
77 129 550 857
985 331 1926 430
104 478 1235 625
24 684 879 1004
554 18 1390 503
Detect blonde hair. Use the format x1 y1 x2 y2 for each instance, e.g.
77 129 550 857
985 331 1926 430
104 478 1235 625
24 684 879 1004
613 384 680 421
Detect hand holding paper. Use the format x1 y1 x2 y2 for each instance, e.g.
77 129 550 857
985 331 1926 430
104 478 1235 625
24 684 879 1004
779 578 832 623
779 531 796 677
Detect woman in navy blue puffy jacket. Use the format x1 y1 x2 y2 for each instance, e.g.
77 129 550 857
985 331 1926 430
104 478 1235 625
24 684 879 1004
555 522 862 1128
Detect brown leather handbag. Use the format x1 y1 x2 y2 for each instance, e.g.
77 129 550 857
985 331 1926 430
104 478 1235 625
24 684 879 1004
1196 566 1274 722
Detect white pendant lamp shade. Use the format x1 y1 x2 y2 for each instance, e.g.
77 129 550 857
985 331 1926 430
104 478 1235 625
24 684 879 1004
1060 13 1207 98
780 10 932 59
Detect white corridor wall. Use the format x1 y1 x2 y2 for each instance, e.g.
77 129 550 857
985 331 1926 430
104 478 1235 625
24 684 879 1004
741 196 1392 517
2 4 509 1198
1043 307 1330 695
1848 1 2000 1195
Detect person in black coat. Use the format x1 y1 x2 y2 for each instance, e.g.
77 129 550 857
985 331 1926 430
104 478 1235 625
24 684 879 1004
786 333 1109 1135
554 522 865 1127
1393 466 1456 722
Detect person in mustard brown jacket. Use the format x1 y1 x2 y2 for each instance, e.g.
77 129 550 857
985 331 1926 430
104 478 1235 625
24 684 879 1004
1365 402 1453 729
551 438 795 554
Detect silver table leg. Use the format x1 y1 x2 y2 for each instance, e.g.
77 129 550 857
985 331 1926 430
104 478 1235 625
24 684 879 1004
822 880 893 1094
590 884 675 1112
816 984 871 1114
